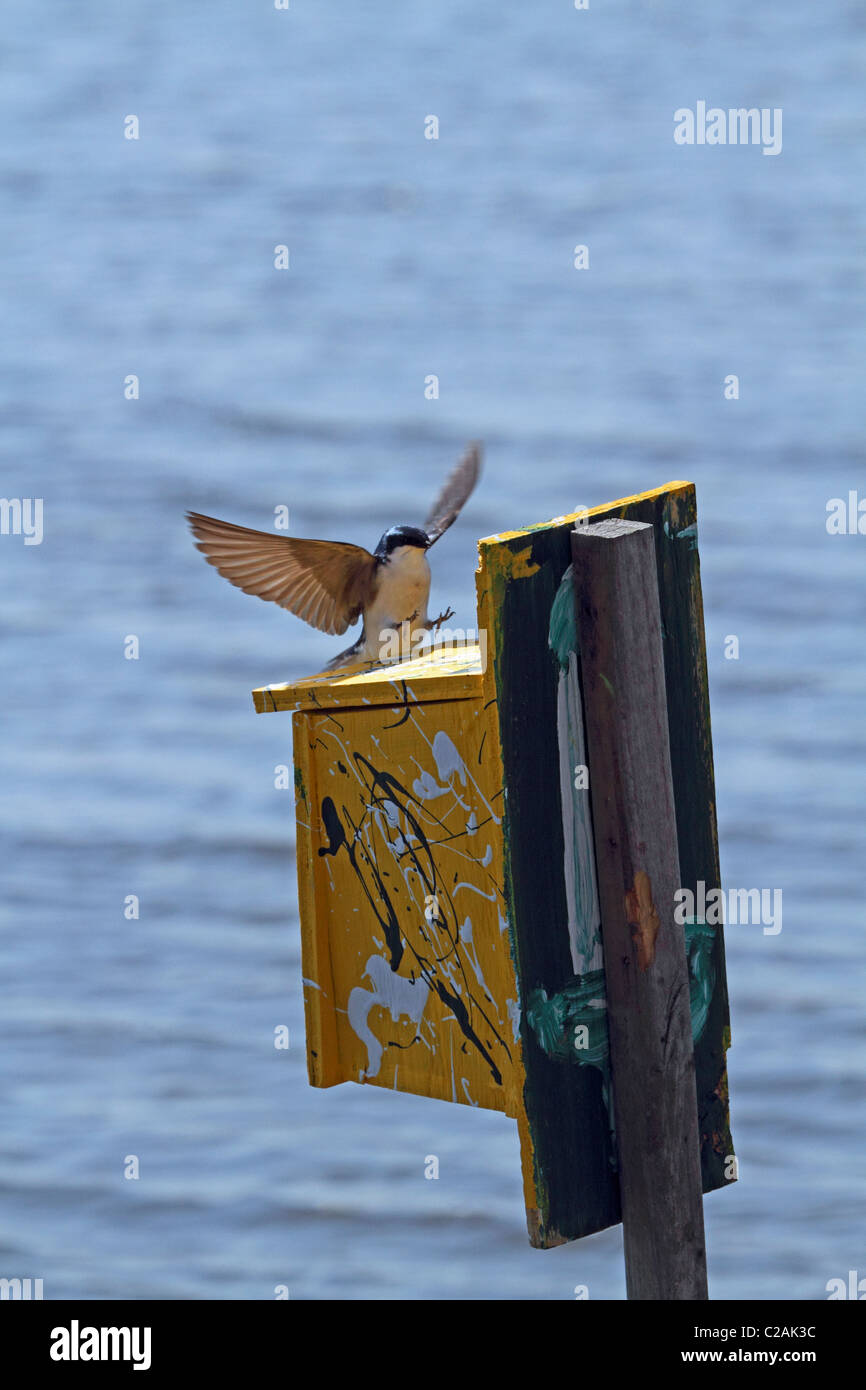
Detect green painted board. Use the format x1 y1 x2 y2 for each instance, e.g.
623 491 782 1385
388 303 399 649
476 480 734 1247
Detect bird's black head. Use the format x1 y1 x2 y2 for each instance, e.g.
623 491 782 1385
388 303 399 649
374 524 431 560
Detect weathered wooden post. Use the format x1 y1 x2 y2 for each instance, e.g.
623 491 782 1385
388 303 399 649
253 480 735 1293
571 518 707 1299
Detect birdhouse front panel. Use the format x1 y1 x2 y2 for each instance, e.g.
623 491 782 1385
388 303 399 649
256 648 524 1117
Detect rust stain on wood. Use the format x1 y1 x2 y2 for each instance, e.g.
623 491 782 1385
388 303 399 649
624 869 660 970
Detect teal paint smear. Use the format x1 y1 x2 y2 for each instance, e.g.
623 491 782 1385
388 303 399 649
548 561 578 672
526 971 609 1068
663 519 699 551
526 919 716 1069
526 972 615 1166
684 917 716 1044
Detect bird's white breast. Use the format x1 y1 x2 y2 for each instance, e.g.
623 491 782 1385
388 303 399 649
364 545 431 659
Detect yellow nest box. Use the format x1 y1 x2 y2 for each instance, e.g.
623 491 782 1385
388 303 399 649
253 481 734 1250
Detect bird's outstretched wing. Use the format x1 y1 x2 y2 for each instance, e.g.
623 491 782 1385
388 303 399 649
186 512 377 635
424 442 482 545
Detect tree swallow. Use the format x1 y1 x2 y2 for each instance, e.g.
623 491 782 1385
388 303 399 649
187 442 482 669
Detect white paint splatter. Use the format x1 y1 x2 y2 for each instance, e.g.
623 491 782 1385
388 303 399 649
347 955 429 1079
406 716 502 826
453 880 498 902
412 770 450 800
460 1078 479 1107
432 730 467 785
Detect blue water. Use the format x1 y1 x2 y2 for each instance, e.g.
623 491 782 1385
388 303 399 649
1 0 863 1299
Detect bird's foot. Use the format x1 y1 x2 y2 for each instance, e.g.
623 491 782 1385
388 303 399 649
427 607 455 631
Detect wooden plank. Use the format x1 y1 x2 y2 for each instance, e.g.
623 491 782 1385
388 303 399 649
571 518 708 1300
253 642 483 714
291 692 522 1113
475 481 734 1248
293 711 342 1088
